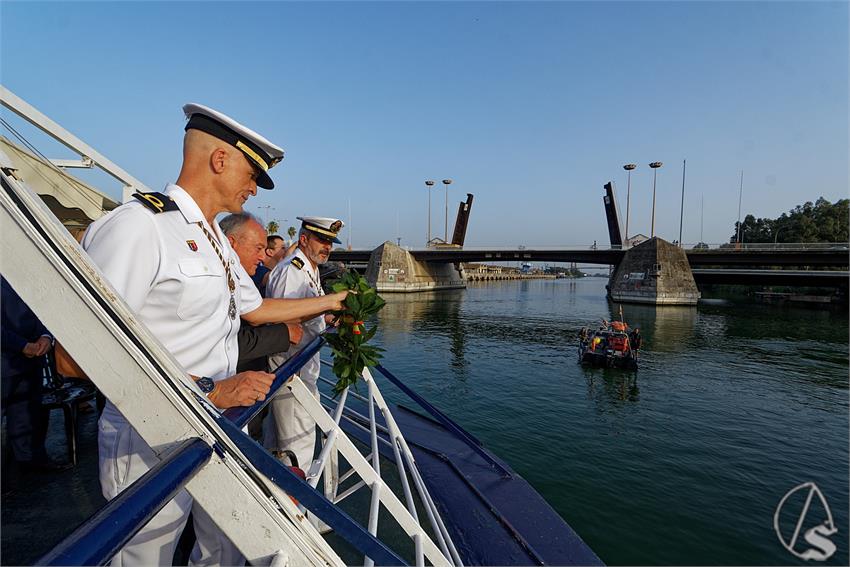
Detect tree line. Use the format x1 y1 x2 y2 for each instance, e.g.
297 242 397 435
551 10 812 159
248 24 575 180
730 197 848 244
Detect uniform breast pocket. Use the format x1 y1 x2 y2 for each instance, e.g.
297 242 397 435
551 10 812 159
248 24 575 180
177 258 224 321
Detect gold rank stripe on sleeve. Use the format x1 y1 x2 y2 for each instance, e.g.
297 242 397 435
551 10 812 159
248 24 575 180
291 257 304 270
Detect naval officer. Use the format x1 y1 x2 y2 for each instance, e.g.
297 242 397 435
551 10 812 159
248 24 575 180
263 217 342 471
79 104 347 566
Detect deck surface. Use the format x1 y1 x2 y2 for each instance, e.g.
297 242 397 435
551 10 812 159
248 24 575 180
340 401 602 566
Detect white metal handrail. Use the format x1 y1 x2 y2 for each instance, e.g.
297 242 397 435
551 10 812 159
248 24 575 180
1 84 150 202
288 365 463 567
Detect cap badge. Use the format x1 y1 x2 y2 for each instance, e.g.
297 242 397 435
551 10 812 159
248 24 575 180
330 220 343 232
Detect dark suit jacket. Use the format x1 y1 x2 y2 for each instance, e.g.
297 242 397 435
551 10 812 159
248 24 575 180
1 278 51 377
237 322 290 372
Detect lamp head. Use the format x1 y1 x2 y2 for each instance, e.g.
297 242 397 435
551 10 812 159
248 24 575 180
624 164 637 171
649 162 663 169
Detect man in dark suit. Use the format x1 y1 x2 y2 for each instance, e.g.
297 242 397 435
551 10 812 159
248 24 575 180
237 323 293 373
220 213 303 372
1 277 61 471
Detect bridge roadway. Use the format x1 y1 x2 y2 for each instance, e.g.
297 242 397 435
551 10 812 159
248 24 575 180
329 247 849 268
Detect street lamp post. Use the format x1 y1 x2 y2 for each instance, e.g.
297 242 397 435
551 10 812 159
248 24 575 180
736 170 744 246
678 159 687 247
258 205 274 227
425 180 435 245
649 162 663 237
623 164 636 243
442 179 452 242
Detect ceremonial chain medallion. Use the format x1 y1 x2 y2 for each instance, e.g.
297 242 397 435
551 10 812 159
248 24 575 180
305 266 324 297
197 222 237 320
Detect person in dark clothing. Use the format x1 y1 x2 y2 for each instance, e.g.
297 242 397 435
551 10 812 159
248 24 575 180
237 323 292 373
221 213 303 373
1 277 64 471
221 213 303 444
629 328 642 350
251 235 287 297
252 263 271 297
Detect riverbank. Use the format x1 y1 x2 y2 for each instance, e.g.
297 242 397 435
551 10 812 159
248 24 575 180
754 290 846 307
700 284 847 308
465 272 557 282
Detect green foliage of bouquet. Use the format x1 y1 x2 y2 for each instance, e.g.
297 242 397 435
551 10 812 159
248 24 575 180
325 272 386 396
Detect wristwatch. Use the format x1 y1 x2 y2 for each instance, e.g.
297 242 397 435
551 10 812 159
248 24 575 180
196 376 215 394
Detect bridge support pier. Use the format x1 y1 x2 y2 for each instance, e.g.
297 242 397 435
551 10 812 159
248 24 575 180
366 241 466 293
608 237 701 305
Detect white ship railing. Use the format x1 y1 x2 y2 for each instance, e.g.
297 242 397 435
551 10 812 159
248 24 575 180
311 365 463 566
1 85 150 201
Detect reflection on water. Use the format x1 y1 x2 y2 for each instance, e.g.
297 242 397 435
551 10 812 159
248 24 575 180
379 290 466 335
583 368 640 406
379 290 469 375
608 302 698 353
372 278 849 565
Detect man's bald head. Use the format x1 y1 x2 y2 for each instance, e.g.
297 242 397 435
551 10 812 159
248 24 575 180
183 128 229 166
176 129 260 216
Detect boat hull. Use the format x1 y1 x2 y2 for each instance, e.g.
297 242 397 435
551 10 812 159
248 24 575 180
580 350 638 370
338 399 603 566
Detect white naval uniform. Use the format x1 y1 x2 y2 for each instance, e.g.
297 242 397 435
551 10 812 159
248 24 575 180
82 184 261 567
263 248 326 470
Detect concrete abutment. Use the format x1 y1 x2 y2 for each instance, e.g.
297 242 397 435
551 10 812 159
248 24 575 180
607 237 701 305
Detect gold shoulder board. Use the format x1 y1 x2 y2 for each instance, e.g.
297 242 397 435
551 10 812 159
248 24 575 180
291 257 304 270
132 192 179 214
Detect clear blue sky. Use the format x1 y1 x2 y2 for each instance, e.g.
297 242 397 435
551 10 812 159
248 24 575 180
2 1 847 248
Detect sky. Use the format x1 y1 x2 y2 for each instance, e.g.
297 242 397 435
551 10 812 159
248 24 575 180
1 1 847 249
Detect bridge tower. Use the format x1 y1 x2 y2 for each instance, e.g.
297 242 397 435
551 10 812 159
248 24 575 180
603 181 625 248
451 193 474 246
366 194 474 292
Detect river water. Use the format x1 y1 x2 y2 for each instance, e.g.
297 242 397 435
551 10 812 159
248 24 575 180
370 277 849 565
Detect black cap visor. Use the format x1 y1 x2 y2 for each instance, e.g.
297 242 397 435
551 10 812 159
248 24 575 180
253 167 274 190
304 224 341 244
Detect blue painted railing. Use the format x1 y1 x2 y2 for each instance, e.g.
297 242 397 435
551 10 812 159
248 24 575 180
223 335 326 428
220 334 407 565
40 336 411 566
214 412 407 566
37 437 212 566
